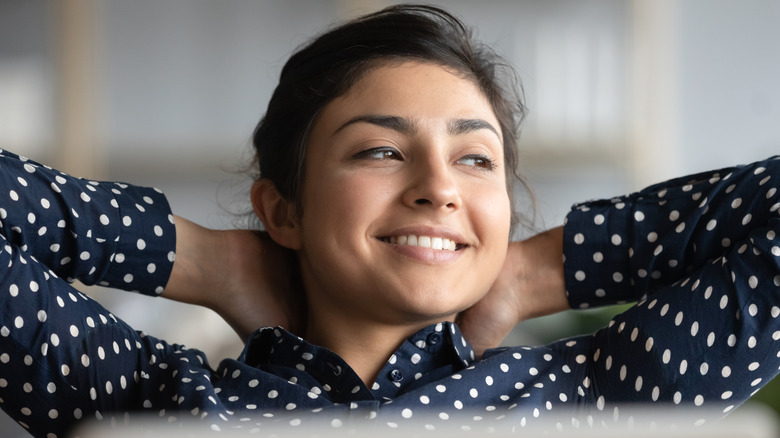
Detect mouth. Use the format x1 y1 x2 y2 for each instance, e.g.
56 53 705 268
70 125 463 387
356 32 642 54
378 234 468 251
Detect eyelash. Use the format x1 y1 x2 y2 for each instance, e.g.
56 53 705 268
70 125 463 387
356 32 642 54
456 154 496 171
352 147 496 172
352 146 402 161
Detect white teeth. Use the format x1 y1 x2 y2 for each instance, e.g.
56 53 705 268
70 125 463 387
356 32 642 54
383 234 458 251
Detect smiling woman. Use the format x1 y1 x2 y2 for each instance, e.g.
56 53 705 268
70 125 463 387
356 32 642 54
1 4 780 438
254 62 513 383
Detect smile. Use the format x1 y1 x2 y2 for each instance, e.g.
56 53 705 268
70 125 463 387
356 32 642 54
379 235 465 251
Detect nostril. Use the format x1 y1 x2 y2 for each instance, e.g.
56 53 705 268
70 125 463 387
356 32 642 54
415 198 431 205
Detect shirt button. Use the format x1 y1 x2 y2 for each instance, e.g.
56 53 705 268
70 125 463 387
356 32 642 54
427 333 442 345
327 362 342 376
389 369 403 382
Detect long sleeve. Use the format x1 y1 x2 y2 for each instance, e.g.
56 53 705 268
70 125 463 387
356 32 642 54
559 156 780 413
0 149 174 294
0 149 186 436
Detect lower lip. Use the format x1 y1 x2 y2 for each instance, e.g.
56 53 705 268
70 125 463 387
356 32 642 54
379 240 464 263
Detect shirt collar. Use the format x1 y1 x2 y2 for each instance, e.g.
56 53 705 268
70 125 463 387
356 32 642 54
239 322 475 402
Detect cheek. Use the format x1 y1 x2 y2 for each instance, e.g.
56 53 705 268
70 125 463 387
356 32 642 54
301 171 395 235
471 185 512 240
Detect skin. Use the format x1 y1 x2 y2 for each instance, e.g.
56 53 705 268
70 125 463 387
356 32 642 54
165 61 569 387
292 62 512 382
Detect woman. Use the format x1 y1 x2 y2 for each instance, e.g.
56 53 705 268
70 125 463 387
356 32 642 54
1 4 779 437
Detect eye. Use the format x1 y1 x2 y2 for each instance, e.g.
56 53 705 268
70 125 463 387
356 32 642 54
352 146 402 161
456 154 496 171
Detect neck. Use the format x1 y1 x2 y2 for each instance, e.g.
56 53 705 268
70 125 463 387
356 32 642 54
305 313 445 385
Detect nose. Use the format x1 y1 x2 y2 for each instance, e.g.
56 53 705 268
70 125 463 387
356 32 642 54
402 154 461 211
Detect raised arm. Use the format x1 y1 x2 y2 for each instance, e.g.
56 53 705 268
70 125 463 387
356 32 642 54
459 226 568 356
163 216 305 339
558 156 780 411
0 149 175 293
0 149 181 435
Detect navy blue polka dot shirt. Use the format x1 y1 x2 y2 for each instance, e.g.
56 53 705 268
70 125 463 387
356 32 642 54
1 149 779 437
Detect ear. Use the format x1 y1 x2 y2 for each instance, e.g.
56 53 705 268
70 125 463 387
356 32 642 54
251 179 302 250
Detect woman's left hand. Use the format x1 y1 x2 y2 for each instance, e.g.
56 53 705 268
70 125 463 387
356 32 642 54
458 227 568 357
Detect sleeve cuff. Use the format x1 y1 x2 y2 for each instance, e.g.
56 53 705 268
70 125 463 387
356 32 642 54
98 183 176 296
563 197 635 309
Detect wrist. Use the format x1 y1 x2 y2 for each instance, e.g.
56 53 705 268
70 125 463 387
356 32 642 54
513 226 568 321
165 216 223 308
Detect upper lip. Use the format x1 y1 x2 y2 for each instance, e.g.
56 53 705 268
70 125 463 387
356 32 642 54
376 225 470 247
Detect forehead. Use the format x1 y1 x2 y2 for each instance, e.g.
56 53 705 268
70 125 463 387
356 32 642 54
312 61 502 138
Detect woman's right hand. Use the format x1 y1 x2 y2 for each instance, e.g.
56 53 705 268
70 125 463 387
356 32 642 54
164 216 306 340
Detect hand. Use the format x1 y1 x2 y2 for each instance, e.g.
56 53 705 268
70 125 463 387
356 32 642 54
164 216 306 340
458 227 568 357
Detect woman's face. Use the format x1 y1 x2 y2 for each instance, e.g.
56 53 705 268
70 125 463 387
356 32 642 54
297 61 512 327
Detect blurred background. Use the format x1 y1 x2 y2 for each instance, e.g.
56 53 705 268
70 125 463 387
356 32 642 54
1 0 779 434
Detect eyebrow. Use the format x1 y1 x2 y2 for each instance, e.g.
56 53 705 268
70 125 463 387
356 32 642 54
334 114 501 140
335 115 416 135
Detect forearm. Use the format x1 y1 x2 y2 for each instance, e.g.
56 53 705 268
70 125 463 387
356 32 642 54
163 217 304 339
162 216 218 307
0 149 174 295
510 226 569 321
564 155 780 309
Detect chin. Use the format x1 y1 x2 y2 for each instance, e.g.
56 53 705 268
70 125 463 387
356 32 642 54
394 290 480 323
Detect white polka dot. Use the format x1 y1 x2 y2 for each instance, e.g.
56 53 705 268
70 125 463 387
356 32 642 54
402 408 413 418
